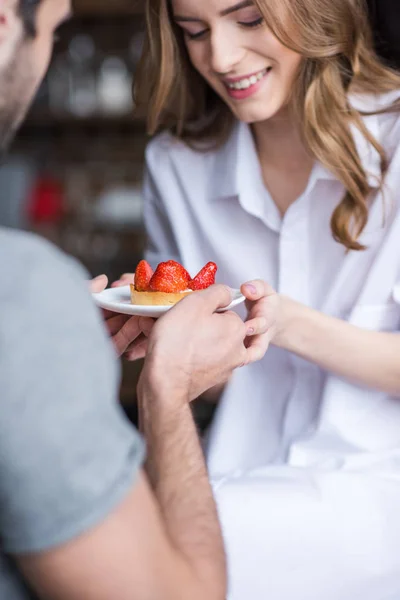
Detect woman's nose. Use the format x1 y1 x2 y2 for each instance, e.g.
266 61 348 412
209 29 246 75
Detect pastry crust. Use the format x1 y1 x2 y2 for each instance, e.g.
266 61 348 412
130 285 192 306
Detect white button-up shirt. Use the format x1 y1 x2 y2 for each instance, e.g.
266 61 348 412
144 90 400 479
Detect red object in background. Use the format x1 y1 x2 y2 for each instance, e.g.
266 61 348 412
28 176 64 224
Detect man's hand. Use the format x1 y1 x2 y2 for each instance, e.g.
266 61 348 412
140 284 253 403
90 274 109 293
111 273 135 288
90 275 154 360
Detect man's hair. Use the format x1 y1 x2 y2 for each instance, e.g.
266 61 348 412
18 0 41 36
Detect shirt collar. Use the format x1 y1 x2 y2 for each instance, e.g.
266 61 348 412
209 90 400 200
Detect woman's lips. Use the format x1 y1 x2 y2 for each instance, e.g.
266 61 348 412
224 67 271 100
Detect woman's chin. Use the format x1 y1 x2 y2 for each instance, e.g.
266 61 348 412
231 100 290 125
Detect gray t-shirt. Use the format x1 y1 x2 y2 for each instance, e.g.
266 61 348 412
0 228 145 599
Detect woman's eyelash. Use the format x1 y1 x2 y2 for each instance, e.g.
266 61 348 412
186 29 208 40
184 16 264 40
239 17 264 28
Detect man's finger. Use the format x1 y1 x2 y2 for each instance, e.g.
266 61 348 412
191 284 234 313
112 317 142 356
111 273 135 288
90 274 108 294
138 317 156 337
101 308 114 321
124 336 149 361
107 314 132 336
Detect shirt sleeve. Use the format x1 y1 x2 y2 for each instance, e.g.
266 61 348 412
143 142 182 269
0 238 145 554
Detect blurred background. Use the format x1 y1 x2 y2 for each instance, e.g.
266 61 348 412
1 0 399 423
0 0 215 429
0 0 152 418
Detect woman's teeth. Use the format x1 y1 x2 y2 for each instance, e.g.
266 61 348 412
226 68 269 90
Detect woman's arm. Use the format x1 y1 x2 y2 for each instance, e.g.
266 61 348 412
242 280 400 396
279 296 400 395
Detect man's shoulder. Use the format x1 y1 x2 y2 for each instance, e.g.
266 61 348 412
0 228 86 284
0 233 145 559
0 228 88 311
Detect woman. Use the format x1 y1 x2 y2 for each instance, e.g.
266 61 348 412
117 0 400 597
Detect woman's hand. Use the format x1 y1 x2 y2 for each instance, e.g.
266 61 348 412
240 279 283 361
90 274 155 360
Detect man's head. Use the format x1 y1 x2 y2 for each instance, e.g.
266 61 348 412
0 0 71 154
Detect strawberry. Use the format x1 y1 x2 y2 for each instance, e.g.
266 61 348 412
149 260 191 293
134 260 154 292
189 262 218 290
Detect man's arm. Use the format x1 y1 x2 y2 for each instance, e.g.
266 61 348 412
14 285 254 600
18 472 224 600
138 379 226 599
18 383 225 600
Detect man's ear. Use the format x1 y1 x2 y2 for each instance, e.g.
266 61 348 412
0 0 24 66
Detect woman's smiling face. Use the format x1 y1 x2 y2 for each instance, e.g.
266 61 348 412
171 0 302 123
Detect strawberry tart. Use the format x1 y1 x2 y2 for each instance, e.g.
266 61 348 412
130 259 218 306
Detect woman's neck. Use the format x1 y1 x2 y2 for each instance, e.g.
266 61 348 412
251 109 315 216
251 109 311 170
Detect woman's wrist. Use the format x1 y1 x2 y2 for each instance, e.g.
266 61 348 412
272 295 311 352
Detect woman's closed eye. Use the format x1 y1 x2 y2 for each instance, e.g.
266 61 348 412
239 16 264 29
184 28 209 41
182 16 264 41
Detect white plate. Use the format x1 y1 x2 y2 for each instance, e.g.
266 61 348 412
93 285 245 318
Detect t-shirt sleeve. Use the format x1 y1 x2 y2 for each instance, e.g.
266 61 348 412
0 238 145 554
143 142 182 269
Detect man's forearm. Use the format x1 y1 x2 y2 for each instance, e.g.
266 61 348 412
137 374 226 600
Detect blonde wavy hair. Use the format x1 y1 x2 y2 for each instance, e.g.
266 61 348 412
135 0 400 250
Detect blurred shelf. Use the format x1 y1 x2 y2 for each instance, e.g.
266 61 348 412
19 114 147 135
73 0 144 16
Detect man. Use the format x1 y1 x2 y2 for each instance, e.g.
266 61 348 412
0 1 267 599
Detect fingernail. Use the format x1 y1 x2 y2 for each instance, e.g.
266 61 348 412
247 327 255 336
244 284 257 295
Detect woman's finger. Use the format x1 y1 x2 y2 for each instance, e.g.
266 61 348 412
243 334 270 364
241 280 275 301
244 316 268 337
